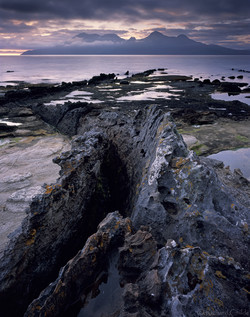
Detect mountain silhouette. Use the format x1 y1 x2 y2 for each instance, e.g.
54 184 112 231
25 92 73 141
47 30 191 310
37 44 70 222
75 32 125 43
22 31 250 55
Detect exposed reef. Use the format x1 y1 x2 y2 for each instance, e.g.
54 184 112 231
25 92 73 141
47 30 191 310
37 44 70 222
0 71 249 316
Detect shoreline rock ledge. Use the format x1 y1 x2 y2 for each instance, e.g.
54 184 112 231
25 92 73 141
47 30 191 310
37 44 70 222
0 106 249 317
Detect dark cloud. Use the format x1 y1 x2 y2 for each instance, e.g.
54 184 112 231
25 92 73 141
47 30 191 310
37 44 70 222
0 0 249 21
0 0 249 49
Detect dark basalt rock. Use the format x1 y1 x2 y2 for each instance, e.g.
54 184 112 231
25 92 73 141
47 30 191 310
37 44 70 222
119 228 157 281
0 81 88 106
24 211 132 317
242 86 250 93
120 80 130 85
203 79 211 84
0 129 130 316
119 232 250 317
4 89 30 101
172 108 218 125
0 123 17 132
0 106 249 317
132 69 156 77
88 73 116 85
32 101 92 136
211 79 221 85
217 82 241 93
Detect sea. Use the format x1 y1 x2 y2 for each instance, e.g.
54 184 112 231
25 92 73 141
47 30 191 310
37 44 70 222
0 55 250 87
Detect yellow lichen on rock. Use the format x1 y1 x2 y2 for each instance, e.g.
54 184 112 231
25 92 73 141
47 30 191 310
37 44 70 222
214 298 224 307
171 157 190 169
54 280 63 294
26 229 37 246
45 184 61 195
242 287 250 294
215 271 226 279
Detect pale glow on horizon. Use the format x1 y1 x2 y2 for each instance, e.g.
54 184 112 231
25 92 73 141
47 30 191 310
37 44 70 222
0 49 27 56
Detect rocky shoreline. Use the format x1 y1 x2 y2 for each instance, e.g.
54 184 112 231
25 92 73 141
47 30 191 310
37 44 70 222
0 70 249 316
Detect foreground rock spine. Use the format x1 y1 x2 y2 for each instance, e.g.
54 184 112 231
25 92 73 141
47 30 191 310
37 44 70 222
0 106 249 317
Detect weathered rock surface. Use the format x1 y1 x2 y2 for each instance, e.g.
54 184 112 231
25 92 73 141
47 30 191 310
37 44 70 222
119 228 250 317
0 105 248 317
24 211 132 317
32 101 93 136
0 127 130 316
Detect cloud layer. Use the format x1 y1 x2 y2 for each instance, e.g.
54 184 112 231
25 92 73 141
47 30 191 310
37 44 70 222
0 0 249 50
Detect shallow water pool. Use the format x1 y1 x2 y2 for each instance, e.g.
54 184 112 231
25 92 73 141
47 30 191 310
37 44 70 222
208 147 250 180
211 92 250 106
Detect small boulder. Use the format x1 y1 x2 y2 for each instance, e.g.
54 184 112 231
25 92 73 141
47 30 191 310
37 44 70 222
120 80 130 85
203 79 211 84
211 79 221 85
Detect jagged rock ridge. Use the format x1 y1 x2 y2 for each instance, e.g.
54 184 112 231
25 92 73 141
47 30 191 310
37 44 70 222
0 105 249 317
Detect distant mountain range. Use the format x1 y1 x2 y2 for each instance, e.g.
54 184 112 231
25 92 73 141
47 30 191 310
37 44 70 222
22 31 250 55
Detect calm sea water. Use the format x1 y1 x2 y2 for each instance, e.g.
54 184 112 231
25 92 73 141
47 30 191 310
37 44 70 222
0 55 250 86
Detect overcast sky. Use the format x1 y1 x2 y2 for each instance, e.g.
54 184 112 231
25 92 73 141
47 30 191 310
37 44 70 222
0 0 249 54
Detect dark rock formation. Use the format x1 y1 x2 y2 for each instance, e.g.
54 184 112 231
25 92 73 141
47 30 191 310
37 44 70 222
211 79 221 85
0 105 56 137
24 212 132 317
132 69 156 77
217 82 242 93
119 228 250 317
172 109 218 125
0 128 130 316
88 73 116 85
0 105 249 317
0 123 17 133
120 80 130 85
203 79 211 84
0 72 116 105
242 86 250 93
32 101 92 136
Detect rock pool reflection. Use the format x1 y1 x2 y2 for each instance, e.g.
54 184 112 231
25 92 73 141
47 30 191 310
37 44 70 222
208 148 250 180
77 254 122 317
211 92 250 105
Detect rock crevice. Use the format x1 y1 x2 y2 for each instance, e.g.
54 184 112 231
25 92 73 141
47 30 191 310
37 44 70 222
0 106 249 317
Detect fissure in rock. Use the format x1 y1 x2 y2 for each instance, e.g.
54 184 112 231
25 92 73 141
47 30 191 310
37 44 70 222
79 143 130 241
0 139 131 317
